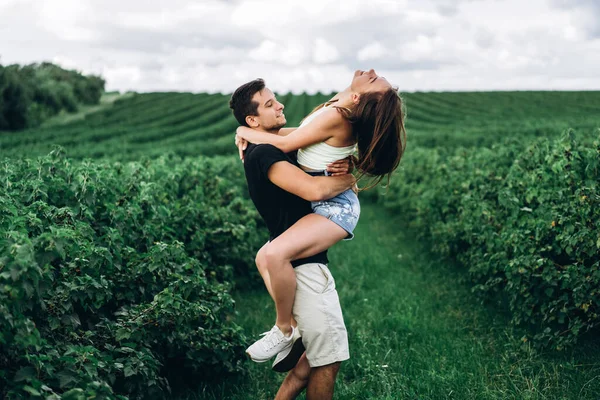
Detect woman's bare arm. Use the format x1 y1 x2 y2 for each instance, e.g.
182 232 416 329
277 128 297 136
235 109 347 153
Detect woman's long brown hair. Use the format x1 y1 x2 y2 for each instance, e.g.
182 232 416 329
305 89 407 189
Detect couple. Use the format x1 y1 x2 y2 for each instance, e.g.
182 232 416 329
228 69 406 399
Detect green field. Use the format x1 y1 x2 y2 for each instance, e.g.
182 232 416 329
2 91 600 160
1 90 599 399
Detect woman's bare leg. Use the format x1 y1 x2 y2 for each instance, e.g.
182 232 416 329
256 243 299 328
264 213 348 335
255 242 274 298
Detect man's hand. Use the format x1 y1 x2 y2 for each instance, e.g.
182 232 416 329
234 133 248 161
326 155 355 176
268 161 356 202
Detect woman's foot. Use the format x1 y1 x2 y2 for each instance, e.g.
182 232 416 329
272 327 305 372
246 325 295 363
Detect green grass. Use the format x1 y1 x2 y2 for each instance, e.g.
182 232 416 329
192 203 600 400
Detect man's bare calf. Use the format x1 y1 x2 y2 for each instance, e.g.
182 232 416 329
275 353 341 400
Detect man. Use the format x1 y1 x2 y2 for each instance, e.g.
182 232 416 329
229 79 353 400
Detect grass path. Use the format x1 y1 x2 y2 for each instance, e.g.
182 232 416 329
197 203 600 399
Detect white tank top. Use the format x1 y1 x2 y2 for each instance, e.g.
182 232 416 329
296 106 357 171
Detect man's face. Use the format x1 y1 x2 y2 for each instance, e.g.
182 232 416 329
247 88 286 131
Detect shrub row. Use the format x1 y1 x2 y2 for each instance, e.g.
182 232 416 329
0 149 265 399
376 131 599 349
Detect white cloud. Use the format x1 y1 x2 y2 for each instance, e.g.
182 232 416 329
401 35 444 62
249 40 278 62
102 65 143 87
280 41 309 66
357 42 388 62
231 0 365 29
51 56 81 71
110 1 233 33
0 0 21 8
562 25 580 41
36 0 98 41
403 9 445 25
313 38 339 64
0 0 599 93
249 40 308 66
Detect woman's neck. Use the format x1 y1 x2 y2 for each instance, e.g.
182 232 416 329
328 89 354 109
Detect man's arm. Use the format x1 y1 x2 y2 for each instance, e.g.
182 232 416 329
267 161 355 202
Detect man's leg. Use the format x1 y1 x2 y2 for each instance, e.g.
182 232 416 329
306 362 341 400
275 352 311 400
275 355 341 400
292 263 349 398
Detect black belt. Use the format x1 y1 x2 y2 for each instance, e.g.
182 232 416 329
305 170 329 177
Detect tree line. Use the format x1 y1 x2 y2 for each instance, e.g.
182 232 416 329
0 61 105 131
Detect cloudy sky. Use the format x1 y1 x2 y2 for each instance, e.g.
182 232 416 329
1 0 599 93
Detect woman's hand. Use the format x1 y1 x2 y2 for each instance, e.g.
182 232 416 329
326 155 354 176
234 132 248 161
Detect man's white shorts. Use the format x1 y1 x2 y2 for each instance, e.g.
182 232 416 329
293 263 350 368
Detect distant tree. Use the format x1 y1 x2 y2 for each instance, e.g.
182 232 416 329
0 61 106 132
0 65 31 130
0 66 5 129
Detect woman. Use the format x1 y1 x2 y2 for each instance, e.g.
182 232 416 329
239 69 407 363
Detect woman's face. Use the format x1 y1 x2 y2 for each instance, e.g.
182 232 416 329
350 69 392 94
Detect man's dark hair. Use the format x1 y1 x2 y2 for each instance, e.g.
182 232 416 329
229 78 265 126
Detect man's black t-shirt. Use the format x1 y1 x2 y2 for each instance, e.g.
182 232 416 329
243 143 328 267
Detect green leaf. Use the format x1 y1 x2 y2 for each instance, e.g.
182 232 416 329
14 366 36 382
115 328 131 341
23 385 41 396
83 364 96 377
61 313 81 327
124 366 135 377
56 370 77 388
61 388 85 400
49 317 61 330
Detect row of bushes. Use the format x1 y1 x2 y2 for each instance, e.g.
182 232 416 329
0 149 265 398
376 131 599 349
0 62 105 131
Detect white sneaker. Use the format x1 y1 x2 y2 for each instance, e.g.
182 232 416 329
246 325 295 363
272 327 304 373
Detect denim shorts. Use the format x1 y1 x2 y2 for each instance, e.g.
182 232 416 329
307 171 361 240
